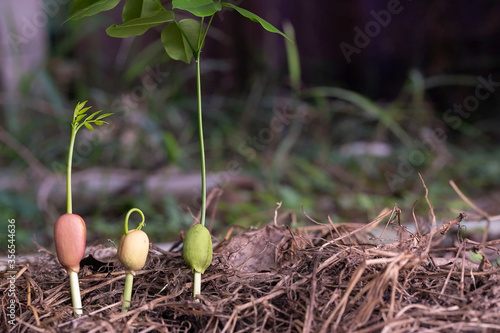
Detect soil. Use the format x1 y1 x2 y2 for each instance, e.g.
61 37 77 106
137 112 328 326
2 206 500 333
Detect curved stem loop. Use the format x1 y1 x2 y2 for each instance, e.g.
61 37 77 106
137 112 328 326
124 208 146 234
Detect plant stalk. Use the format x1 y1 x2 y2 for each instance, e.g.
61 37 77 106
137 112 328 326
195 54 207 227
124 208 146 234
122 272 134 312
66 125 77 214
193 271 201 301
69 271 82 316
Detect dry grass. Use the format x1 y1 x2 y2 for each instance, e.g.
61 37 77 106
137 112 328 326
2 202 500 332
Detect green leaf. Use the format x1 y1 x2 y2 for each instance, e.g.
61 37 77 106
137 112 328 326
84 123 95 131
161 19 201 63
76 114 87 123
67 0 121 21
122 0 163 22
75 100 88 111
74 101 88 122
161 23 189 63
106 10 174 37
78 107 91 115
96 113 114 120
86 111 102 122
94 121 105 125
469 251 483 263
172 0 221 17
283 21 300 92
179 19 202 52
74 101 90 118
221 3 291 42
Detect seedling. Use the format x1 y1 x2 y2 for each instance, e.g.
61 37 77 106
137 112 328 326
67 0 290 299
182 223 212 299
117 208 149 312
54 101 112 316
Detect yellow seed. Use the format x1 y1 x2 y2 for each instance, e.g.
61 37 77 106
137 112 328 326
118 229 149 273
183 224 212 274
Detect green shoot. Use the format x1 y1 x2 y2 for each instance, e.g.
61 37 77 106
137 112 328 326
54 101 111 317
67 101 112 214
122 273 134 312
118 208 149 312
195 26 208 227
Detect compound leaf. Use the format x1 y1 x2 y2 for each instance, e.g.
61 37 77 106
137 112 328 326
67 0 121 21
161 19 201 63
222 3 291 42
107 10 174 37
172 0 222 17
122 0 164 22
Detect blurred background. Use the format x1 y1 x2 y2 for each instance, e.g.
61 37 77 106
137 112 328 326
1 0 500 252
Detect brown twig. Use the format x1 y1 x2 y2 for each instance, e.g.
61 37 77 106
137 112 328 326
303 258 318 333
449 180 491 243
320 207 395 249
419 174 436 256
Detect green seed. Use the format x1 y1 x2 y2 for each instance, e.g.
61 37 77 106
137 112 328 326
183 224 212 274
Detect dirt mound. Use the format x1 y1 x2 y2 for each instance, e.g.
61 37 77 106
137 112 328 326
2 207 500 332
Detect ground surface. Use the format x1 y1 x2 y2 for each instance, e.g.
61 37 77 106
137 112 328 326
2 206 500 333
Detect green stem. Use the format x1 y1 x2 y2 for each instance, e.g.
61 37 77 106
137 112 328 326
195 53 207 227
66 124 78 214
193 271 201 301
69 271 82 316
198 15 215 51
124 208 146 234
122 272 134 312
